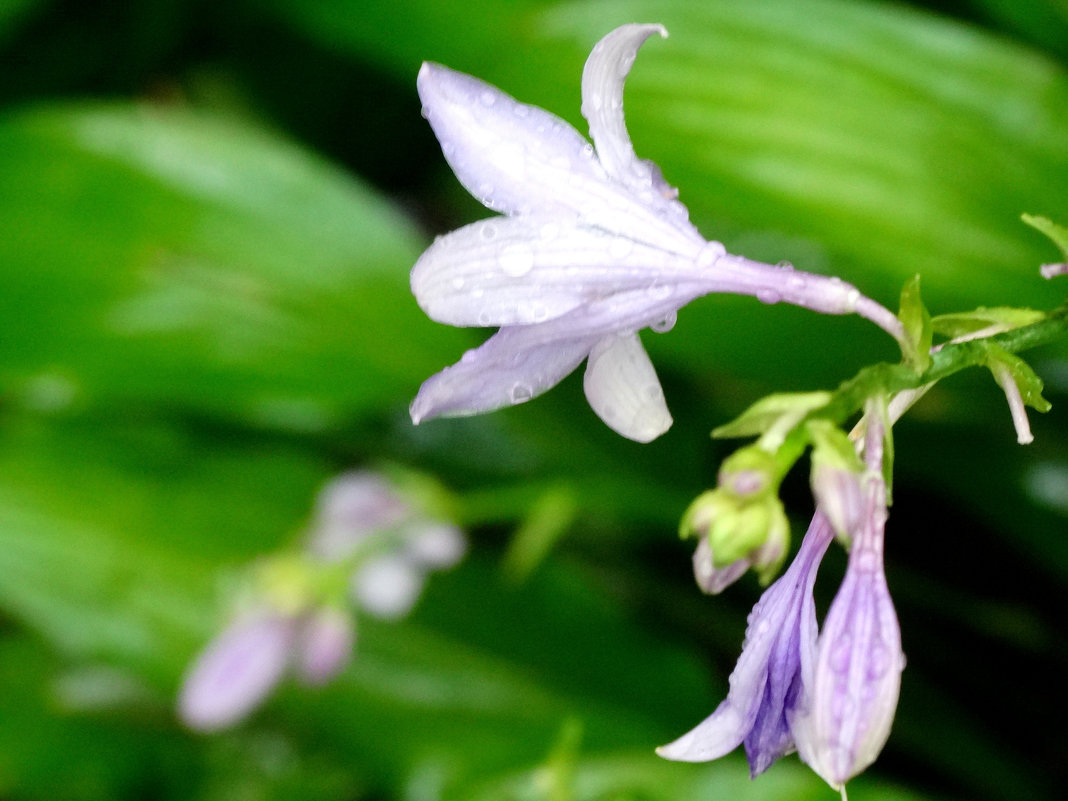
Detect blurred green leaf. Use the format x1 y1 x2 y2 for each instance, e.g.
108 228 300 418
0 103 465 430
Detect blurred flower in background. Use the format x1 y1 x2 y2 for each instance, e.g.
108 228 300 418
178 471 465 731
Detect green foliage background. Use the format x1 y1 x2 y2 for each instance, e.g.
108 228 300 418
0 1 1066 799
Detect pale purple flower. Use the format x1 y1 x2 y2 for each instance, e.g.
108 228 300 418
179 471 465 731
691 538 750 596
790 423 905 789
294 606 356 686
177 613 296 732
307 471 467 618
658 513 834 775
410 24 904 442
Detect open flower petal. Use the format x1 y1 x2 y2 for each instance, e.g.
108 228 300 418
418 61 703 256
581 24 698 243
412 216 702 327
583 333 671 442
410 326 594 423
658 515 832 769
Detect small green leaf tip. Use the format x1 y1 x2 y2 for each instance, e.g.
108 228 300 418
931 307 1045 338
1022 214 1068 261
712 391 832 448
897 275 932 373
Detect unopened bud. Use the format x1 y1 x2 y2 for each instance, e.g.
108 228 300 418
294 607 356 686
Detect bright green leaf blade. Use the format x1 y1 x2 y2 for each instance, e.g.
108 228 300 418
0 103 464 430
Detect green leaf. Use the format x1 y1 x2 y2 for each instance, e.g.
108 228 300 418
982 344 1052 413
1022 213 1068 261
0 103 464 431
712 391 831 442
931 306 1046 338
897 275 933 372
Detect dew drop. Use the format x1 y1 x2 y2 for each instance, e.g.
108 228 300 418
498 244 535 277
479 221 498 241
776 260 794 270
697 241 727 269
581 143 595 159
477 311 492 326
509 382 533 403
514 104 530 118
845 288 861 309
642 383 663 402
756 289 781 305
651 311 677 333
420 106 431 119
830 636 852 673
867 643 889 679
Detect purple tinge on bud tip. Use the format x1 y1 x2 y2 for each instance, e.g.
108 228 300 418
294 608 356 686
692 538 749 595
177 615 294 732
791 479 904 788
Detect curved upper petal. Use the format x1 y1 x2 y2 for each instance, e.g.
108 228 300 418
417 61 703 256
580 24 700 243
411 216 704 327
583 333 671 442
410 326 595 424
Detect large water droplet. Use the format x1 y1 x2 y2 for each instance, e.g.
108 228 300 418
651 311 677 333
509 383 533 403
498 244 535 277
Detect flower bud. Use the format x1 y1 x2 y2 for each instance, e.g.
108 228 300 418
692 537 749 595
177 614 294 732
294 606 356 686
681 490 789 587
807 420 865 543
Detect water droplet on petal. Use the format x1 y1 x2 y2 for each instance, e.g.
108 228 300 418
845 288 861 309
756 289 781 305
477 311 492 326
697 241 727 269
509 383 532 403
642 384 663 402
479 221 498 241
498 244 535 277
479 90 496 106
830 636 852 673
581 143 595 159
420 106 431 119
651 311 677 333
514 104 530 118
776 260 794 270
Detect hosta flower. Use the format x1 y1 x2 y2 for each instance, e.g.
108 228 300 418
411 24 903 442
658 513 834 775
790 426 905 789
178 471 465 731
